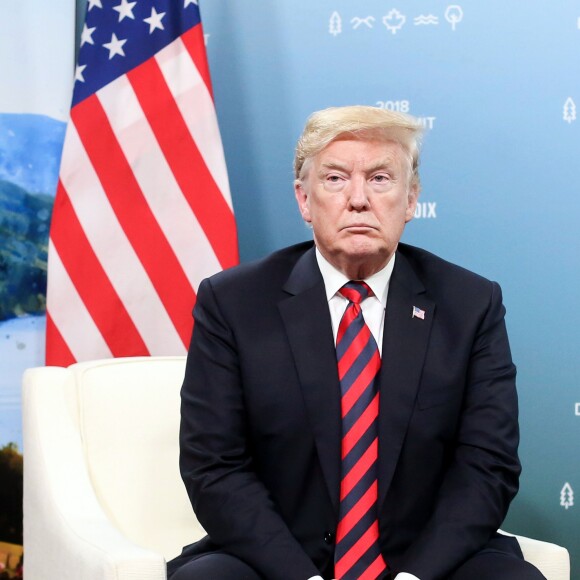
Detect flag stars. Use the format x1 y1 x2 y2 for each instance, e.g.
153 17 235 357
75 64 87 82
113 0 137 22
103 33 127 59
184 0 198 7
81 24 96 46
144 7 166 33
87 0 102 10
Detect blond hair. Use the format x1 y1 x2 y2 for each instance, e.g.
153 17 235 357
294 105 423 189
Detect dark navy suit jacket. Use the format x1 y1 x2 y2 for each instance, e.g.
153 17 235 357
170 241 521 580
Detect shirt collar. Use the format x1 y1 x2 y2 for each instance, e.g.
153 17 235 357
315 247 395 308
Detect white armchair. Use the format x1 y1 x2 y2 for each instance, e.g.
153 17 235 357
23 356 203 580
22 356 570 580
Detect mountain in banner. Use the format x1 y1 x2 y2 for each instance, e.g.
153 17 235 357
0 179 53 322
0 113 65 197
0 113 65 322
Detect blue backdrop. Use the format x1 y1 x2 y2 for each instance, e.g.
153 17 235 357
0 0 577 573
198 0 579 573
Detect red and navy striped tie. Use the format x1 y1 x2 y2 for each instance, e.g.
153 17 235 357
334 281 387 580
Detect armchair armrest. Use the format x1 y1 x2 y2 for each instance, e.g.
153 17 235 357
23 367 167 580
499 530 570 580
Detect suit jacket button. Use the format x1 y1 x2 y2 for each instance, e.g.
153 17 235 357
324 531 335 544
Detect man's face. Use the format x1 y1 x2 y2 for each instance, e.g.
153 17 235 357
295 137 418 279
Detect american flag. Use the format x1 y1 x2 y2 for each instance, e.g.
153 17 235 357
412 305 425 320
46 0 238 365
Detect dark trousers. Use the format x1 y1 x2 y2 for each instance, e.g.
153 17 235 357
169 552 262 580
448 537 546 580
168 538 547 580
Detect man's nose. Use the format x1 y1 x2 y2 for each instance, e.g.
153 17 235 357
348 178 370 210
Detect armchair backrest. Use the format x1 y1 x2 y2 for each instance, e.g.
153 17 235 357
69 356 203 559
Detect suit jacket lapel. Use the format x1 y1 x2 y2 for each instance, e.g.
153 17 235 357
377 250 435 508
278 247 342 514
277 247 436 512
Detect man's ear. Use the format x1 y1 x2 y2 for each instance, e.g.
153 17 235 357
295 181 312 223
404 183 419 223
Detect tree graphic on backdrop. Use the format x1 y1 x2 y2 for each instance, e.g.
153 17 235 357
560 482 574 510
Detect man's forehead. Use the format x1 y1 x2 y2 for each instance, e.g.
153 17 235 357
315 138 405 168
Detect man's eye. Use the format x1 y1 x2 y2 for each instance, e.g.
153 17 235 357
327 175 342 182
373 174 389 182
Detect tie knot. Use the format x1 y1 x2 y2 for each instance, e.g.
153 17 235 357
338 281 373 304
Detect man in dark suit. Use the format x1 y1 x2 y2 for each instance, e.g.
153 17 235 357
168 106 544 579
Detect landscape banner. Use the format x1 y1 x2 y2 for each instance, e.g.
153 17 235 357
0 0 75 566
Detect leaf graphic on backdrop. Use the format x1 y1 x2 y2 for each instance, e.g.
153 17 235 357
383 9 406 34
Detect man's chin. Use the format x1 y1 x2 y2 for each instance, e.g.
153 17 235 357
342 238 386 258
331 244 391 272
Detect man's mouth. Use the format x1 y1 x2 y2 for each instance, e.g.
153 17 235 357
342 224 376 231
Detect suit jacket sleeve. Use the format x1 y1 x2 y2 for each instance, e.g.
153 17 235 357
397 281 521 579
179 277 320 580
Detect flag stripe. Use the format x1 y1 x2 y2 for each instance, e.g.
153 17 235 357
45 312 78 368
157 36 232 207
49 184 148 356
127 53 238 269
71 95 194 348
97 74 222 290
180 24 213 99
46 239 114 361
57 123 184 355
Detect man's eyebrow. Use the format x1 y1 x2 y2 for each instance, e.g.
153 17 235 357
319 160 352 172
366 159 398 173
318 157 399 175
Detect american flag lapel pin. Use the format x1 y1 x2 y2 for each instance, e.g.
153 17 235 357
412 305 425 320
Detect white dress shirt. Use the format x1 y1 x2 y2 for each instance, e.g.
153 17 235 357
315 248 393 354
308 250 420 580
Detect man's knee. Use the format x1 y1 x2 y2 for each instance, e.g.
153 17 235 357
449 552 546 580
169 552 262 580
